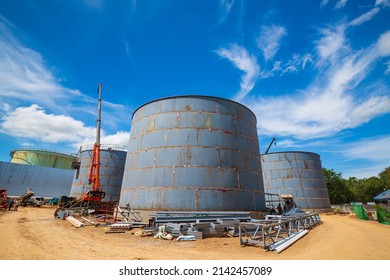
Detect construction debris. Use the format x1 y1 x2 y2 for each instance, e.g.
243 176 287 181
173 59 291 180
177 235 195 241
80 216 97 226
66 216 85 228
115 204 143 222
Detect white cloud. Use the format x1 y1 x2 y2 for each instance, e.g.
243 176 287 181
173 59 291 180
0 16 132 144
216 44 260 102
315 25 347 67
0 16 80 113
264 53 312 77
0 105 94 143
377 31 390 56
216 6 390 141
349 95 390 125
385 60 390 74
301 54 313 69
343 136 390 163
0 105 130 151
272 139 297 149
320 0 329 9
100 131 129 146
375 0 390 7
256 25 286 61
349 7 380 26
281 65 298 75
218 0 235 23
335 0 348 9
245 27 390 140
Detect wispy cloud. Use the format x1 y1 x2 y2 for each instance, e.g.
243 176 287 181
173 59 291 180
315 25 347 67
216 43 260 102
0 16 131 151
320 0 329 9
349 7 380 26
256 25 286 61
385 60 390 74
335 0 348 9
375 0 390 7
83 0 103 9
0 16 78 114
341 135 390 178
247 25 390 140
218 0 235 23
216 6 390 142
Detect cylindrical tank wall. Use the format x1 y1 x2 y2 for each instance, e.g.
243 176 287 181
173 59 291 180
70 148 127 202
120 95 265 211
10 149 74 170
261 151 331 209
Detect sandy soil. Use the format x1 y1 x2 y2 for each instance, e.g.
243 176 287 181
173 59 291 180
1 205 390 260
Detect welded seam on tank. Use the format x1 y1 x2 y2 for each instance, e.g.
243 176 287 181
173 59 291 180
131 110 257 128
120 186 265 193
123 165 263 174
130 130 259 146
131 95 258 121
127 145 260 156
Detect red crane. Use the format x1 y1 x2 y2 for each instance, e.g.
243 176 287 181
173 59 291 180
81 83 105 202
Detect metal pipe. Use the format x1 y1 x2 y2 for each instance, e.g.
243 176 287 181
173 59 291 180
274 229 308 253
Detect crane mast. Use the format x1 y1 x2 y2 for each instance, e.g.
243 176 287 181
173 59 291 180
83 83 105 202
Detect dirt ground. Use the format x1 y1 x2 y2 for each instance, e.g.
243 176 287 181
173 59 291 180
1 205 390 260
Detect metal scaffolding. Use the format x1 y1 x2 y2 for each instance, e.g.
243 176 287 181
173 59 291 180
239 213 322 253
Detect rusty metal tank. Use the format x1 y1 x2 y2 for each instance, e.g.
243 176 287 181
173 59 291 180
70 145 127 202
119 95 265 211
261 151 331 210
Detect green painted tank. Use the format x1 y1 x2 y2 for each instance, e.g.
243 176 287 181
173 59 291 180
10 149 75 170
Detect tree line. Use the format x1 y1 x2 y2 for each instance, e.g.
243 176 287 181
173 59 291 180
323 166 390 204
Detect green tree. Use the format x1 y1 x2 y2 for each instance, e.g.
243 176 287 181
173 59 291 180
363 177 386 202
379 166 390 190
322 168 354 204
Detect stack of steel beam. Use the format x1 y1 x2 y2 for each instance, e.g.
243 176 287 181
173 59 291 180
149 211 253 239
151 211 252 225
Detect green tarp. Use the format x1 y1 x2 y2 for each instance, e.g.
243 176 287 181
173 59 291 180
376 206 390 225
352 203 368 220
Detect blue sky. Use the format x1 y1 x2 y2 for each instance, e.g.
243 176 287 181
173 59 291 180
0 0 389 179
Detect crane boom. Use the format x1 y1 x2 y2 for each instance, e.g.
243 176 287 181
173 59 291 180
265 137 276 154
82 83 105 202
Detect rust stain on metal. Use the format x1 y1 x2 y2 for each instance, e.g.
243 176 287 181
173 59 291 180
163 133 168 145
206 113 212 128
146 116 155 132
176 111 181 128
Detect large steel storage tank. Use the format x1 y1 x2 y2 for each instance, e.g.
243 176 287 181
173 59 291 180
70 145 127 202
120 95 265 211
10 149 74 170
261 151 331 210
